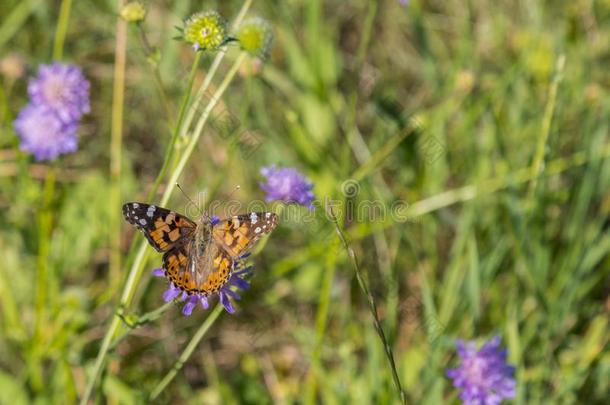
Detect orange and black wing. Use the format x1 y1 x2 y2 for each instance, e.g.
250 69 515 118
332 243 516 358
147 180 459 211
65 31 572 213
122 202 196 252
163 244 233 295
212 212 278 258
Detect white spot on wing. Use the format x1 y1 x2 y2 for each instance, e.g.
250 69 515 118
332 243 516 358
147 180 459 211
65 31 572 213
139 218 147 226
133 203 139 208
250 212 258 224
255 227 261 234
147 205 156 217
265 212 271 218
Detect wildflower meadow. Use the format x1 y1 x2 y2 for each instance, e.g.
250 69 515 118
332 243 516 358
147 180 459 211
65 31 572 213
1 0 609 404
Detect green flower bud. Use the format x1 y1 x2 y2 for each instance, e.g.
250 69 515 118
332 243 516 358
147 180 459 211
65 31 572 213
120 2 146 23
183 11 227 52
236 17 273 59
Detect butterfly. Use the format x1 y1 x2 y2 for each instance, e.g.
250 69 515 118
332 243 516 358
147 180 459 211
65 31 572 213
122 202 277 296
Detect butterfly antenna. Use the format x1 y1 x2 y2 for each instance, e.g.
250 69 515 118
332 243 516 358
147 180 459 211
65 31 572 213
226 185 241 201
176 183 205 217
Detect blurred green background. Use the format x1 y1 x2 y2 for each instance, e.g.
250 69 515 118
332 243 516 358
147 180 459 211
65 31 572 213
1 0 609 403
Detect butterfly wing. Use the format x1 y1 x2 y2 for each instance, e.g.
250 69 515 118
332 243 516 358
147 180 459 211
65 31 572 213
122 202 196 252
163 241 233 294
212 212 278 258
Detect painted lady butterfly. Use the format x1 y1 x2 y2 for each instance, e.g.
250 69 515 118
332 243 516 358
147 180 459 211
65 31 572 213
122 202 277 295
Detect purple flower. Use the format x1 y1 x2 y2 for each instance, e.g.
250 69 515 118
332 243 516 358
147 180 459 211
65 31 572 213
260 165 315 208
13 104 78 161
446 336 516 405
153 262 253 316
28 62 90 123
399 0 410 6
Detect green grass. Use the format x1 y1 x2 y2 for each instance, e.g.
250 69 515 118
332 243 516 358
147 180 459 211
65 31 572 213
1 0 609 403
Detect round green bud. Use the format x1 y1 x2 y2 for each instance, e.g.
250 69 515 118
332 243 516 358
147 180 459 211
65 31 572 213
236 17 273 59
120 2 146 23
183 11 227 52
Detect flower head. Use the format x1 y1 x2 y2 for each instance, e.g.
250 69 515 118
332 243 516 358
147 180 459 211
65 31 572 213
236 17 273 59
27 62 90 123
120 2 146 23
153 260 253 316
13 104 78 161
446 336 516 405
183 11 227 51
260 165 315 208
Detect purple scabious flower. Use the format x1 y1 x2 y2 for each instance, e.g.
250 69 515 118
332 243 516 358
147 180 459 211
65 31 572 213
152 258 253 316
260 165 315 208
13 104 78 161
28 62 90 123
446 336 516 405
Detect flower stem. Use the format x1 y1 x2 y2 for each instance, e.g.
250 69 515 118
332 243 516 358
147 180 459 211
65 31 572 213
179 0 251 139
109 11 128 292
147 51 202 201
526 54 565 207
304 241 338 404
136 24 174 125
30 165 57 392
52 0 72 60
149 304 224 400
161 51 246 205
30 0 71 392
327 207 407 405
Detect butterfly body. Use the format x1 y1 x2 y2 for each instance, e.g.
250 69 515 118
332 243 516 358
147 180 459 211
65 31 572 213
122 202 277 296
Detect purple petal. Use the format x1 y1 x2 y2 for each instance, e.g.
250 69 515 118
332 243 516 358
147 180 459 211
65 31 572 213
200 296 209 309
182 298 197 316
259 165 315 208
13 104 78 161
446 336 516 404
162 285 182 302
232 266 253 277
219 291 235 313
229 275 250 290
27 62 90 123
221 287 241 300
152 268 165 277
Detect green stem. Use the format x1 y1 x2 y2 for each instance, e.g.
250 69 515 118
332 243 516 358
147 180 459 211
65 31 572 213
136 24 174 125
526 54 565 205
327 207 407 405
31 166 57 392
147 51 203 201
149 0 252 199
149 304 224 400
29 0 71 391
178 0 252 141
52 0 72 60
110 301 174 352
179 49 226 139
0 0 39 52
161 52 246 206
304 242 338 404
109 14 128 292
